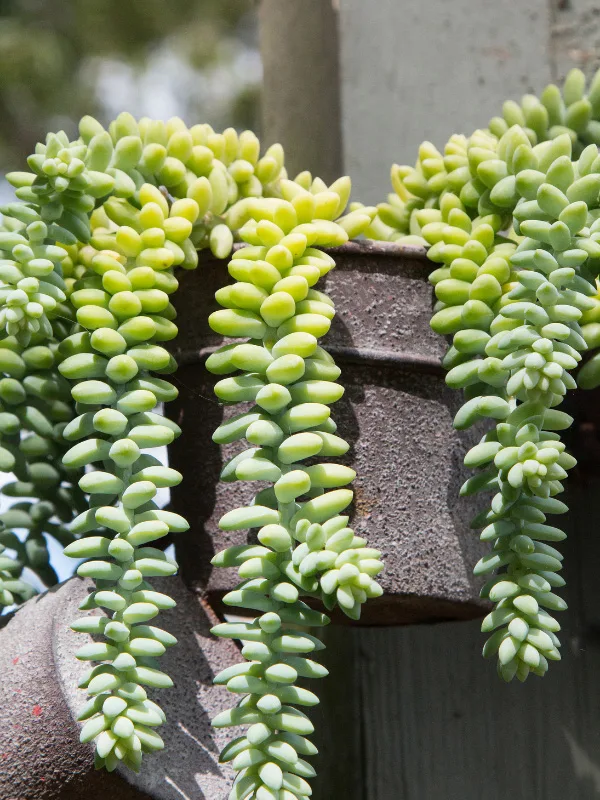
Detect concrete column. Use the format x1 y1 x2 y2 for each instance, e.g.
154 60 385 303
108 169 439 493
258 0 343 183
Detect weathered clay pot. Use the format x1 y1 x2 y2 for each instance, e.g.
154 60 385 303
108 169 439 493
167 241 488 625
0 577 238 800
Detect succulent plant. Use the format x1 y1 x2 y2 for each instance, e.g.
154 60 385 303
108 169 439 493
0 113 382 794
206 182 381 798
369 71 600 682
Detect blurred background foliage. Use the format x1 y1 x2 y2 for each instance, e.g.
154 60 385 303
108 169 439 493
0 0 261 168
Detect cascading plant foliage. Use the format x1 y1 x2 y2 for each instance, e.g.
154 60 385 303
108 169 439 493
206 180 383 798
367 66 600 682
0 110 381 796
0 115 288 605
7 62 600 797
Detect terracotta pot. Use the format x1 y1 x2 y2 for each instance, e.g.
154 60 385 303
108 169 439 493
167 241 488 625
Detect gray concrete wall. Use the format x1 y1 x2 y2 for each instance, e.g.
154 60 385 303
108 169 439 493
338 0 552 201
327 480 600 799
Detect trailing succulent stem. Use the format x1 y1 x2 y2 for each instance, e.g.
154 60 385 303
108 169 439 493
0 140 93 603
369 71 600 680
463 129 598 681
60 185 193 772
207 181 382 797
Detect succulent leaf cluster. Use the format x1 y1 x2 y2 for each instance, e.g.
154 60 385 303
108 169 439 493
75 112 287 261
465 129 600 680
0 336 86 593
0 112 384 791
0 137 99 604
368 68 600 248
59 184 195 771
368 66 600 383
0 115 297 772
370 69 600 681
0 114 291 606
0 534 36 606
206 181 382 798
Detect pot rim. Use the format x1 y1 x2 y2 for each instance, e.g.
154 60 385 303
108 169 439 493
196 238 430 265
326 239 430 261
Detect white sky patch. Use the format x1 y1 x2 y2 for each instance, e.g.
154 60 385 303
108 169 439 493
87 38 262 125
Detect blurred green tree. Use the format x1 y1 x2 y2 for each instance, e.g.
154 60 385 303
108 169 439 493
0 0 260 167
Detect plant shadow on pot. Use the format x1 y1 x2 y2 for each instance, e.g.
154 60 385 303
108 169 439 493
0 574 241 800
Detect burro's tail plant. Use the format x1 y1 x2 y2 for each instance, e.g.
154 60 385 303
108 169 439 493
0 110 382 790
0 116 280 767
0 189 89 602
205 183 382 797
0 114 288 609
369 69 600 682
59 185 194 773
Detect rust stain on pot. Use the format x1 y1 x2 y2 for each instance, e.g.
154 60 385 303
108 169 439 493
353 485 377 517
167 242 490 626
